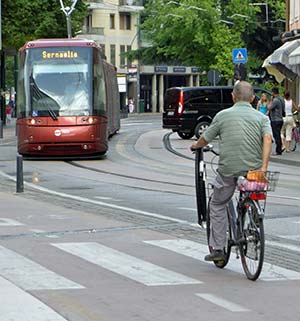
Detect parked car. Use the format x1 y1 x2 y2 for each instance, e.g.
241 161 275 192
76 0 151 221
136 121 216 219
162 86 271 139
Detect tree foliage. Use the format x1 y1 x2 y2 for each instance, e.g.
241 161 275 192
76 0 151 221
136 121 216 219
2 0 87 50
138 0 286 81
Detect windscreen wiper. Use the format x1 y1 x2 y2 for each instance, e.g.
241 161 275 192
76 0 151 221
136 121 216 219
48 108 58 121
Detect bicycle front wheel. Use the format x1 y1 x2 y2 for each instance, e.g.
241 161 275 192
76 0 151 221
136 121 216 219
195 149 207 225
206 195 231 268
239 199 265 281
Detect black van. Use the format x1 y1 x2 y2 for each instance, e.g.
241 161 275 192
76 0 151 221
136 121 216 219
162 86 271 139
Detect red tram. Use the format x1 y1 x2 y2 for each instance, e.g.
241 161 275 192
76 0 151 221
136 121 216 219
17 38 120 157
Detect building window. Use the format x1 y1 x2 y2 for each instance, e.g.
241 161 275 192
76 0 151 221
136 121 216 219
86 14 92 33
100 44 106 57
127 45 132 66
120 13 131 30
110 14 115 29
120 45 126 67
110 44 116 66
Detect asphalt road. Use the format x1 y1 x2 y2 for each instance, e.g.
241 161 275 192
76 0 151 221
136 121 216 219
0 114 299 321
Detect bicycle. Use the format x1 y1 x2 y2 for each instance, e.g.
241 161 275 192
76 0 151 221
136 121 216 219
193 145 279 281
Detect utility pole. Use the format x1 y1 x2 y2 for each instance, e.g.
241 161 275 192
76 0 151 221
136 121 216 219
59 0 79 39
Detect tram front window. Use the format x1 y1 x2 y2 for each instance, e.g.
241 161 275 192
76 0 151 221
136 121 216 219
21 46 92 118
31 64 90 117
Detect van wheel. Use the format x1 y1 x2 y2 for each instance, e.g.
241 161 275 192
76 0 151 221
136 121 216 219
177 131 194 139
195 121 210 138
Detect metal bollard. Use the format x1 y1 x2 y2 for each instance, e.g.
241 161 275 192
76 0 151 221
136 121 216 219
0 120 3 139
16 154 24 193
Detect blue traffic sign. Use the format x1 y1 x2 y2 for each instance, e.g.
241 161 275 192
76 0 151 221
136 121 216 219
232 48 248 64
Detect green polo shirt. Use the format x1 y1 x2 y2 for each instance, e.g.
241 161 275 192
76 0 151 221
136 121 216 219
202 101 272 177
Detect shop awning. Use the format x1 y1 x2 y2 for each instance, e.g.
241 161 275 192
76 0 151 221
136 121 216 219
289 45 300 65
262 39 300 81
262 55 286 83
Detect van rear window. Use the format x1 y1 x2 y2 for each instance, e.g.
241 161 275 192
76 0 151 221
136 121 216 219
164 90 180 106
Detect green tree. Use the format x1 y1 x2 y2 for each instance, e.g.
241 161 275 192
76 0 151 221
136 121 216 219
134 0 285 82
2 0 87 50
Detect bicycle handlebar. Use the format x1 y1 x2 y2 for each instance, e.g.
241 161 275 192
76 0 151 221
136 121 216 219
191 144 219 156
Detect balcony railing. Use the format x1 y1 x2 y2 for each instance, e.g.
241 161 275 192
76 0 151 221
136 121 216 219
82 26 104 35
119 0 143 5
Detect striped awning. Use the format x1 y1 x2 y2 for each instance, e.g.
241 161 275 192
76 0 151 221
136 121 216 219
262 39 300 81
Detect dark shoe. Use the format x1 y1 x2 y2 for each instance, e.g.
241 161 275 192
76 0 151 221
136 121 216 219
281 148 285 153
204 249 225 262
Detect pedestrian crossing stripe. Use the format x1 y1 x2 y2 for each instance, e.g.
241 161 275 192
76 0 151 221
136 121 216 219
0 245 84 290
0 218 24 226
144 239 300 281
52 242 202 286
0 276 68 321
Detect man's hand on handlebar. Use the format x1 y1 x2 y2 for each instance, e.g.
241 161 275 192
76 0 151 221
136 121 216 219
190 137 209 152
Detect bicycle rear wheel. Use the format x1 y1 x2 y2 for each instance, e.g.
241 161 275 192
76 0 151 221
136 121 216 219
239 198 265 281
206 195 231 268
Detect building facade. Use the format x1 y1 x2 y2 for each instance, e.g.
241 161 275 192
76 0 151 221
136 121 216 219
80 0 201 113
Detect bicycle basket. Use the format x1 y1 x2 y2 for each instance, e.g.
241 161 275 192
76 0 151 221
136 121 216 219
237 171 279 192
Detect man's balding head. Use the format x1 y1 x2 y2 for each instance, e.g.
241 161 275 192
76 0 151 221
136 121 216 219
232 81 255 103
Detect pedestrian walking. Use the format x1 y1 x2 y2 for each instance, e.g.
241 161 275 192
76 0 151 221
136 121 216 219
281 90 298 153
269 87 285 155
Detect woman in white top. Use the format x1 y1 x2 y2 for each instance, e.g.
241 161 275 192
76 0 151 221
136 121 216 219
281 90 298 152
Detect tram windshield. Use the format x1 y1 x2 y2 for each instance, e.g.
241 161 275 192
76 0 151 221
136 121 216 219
19 46 92 117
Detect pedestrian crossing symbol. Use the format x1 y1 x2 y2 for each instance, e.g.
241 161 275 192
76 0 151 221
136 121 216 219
232 48 248 63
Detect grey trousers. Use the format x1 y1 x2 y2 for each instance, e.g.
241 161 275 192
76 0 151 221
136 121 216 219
209 173 237 250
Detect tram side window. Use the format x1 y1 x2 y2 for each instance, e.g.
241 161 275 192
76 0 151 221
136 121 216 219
17 53 27 118
93 53 106 115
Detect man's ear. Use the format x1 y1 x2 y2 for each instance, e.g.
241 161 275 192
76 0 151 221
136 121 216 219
250 95 255 103
231 92 236 103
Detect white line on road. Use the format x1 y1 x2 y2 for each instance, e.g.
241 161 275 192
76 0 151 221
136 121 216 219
266 240 300 253
0 170 199 227
0 245 84 290
94 196 123 202
0 218 24 226
52 242 202 286
195 293 250 312
144 239 300 281
177 207 197 212
0 276 68 321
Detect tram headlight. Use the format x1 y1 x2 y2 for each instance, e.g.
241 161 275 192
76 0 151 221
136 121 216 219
30 119 36 125
88 117 94 124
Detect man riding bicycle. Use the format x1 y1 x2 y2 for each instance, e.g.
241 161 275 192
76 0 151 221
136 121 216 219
191 81 273 262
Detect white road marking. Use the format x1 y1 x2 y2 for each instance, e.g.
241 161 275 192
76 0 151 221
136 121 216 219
0 276 68 321
52 242 202 286
278 234 300 241
144 239 300 281
0 218 24 226
177 207 197 212
94 196 122 202
122 122 153 126
0 246 84 290
195 293 250 312
30 229 46 233
267 240 300 253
